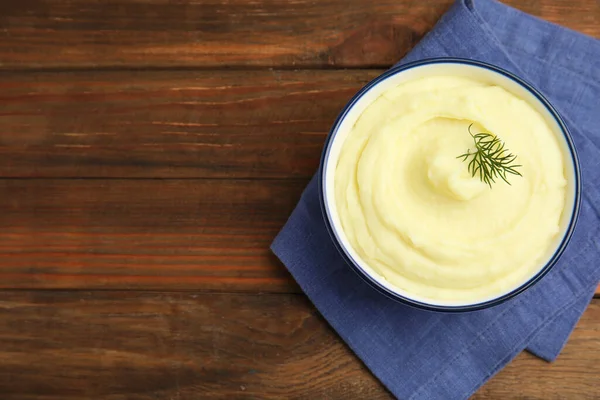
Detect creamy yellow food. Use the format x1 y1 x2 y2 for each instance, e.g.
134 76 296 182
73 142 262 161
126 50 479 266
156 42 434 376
334 75 567 303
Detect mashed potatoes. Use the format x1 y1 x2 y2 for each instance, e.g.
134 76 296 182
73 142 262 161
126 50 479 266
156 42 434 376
335 76 566 303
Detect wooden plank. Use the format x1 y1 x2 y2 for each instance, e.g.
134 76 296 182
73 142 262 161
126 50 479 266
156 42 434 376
0 178 302 291
1 178 599 295
0 291 596 399
0 0 598 69
0 70 379 179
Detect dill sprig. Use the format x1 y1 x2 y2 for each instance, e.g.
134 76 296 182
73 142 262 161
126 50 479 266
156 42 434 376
457 124 522 188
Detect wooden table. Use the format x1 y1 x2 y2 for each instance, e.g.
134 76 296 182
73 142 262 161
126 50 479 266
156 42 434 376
0 1 598 398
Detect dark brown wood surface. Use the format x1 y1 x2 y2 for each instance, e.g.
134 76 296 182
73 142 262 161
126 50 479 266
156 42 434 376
0 0 598 399
0 178 302 291
0 291 597 400
0 0 598 69
0 70 379 179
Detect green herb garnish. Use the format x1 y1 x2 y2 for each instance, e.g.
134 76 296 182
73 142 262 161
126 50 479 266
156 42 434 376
457 124 522 188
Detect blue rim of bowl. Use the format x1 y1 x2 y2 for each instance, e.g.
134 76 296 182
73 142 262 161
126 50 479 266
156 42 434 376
318 57 582 313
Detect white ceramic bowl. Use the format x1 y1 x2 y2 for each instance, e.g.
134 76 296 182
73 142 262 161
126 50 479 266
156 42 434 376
319 58 581 312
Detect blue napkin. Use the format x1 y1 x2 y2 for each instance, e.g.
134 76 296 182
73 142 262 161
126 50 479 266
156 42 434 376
272 0 600 398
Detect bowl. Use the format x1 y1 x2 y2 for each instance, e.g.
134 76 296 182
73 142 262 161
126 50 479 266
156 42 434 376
319 57 581 312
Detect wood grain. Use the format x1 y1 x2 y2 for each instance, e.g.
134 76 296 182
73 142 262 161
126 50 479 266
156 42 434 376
0 70 379 179
0 0 598 69
1 178 599 295
0 291 596 399
0 178 303 291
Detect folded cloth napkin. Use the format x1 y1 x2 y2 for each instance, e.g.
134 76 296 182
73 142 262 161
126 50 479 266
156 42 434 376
272 0 600 398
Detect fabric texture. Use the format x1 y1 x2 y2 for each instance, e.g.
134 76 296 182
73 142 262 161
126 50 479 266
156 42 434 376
271 0 600 398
